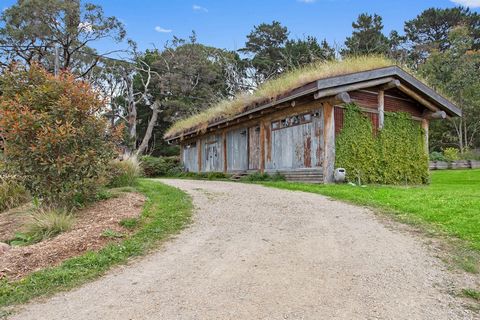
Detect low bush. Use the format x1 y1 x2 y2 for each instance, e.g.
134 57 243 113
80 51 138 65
175 172 201 178
206 172 229 180
0 177 29 212
109 157 142 188
460 149 480 161
140 156 182 177
429 151 446 162
20 208 74 244
171 172 231 180
443 147 460 162
240 171 286 182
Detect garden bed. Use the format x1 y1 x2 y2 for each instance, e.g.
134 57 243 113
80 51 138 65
0 192 145 280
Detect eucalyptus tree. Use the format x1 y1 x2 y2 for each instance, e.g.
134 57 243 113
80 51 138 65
0 0 125 77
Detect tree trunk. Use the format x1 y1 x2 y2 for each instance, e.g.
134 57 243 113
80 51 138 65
128 101 137 142
459 119 464 152
125 78 137 153
136 101 160 156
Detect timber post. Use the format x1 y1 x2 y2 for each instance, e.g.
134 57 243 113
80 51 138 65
421 118 429 154
260 121 266 173
196 139 202 173
378 90 385 130
179 145 184 167
223 131 227 173
323 102 335 183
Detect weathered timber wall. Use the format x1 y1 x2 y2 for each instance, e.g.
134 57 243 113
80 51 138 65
264 108 324 170
182 143 198 172
226 128 248 171
201 134 224 172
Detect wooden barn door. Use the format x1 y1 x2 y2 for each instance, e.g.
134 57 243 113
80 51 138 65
205 141 219 172
248 126 261 170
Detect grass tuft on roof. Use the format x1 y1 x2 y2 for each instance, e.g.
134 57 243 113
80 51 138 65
165 55 396 139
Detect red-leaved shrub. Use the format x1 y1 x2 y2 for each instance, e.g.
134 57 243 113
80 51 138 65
0 64 120 207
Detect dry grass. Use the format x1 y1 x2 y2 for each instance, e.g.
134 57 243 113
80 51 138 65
109 156 142 188
0 177 29 213
165 56 396 139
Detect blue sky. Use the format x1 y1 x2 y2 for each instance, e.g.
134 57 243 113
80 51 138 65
2 0 480 55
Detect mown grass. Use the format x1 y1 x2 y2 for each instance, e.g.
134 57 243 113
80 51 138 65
0 179 192 308
261 170 480 251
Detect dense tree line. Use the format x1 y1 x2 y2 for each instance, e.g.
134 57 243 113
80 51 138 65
0 0 478 155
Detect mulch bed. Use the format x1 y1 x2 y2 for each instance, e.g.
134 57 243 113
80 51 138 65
0 192 145 281
0 205 29 242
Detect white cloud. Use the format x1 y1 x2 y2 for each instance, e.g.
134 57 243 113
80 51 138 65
450 0 480 7
154 26 172 33
298 0 317 3
193 4 208 12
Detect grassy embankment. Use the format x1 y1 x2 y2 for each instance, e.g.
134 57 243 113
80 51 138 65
0 180 192 309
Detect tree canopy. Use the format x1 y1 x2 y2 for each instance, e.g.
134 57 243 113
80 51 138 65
0 0 125 76
342 13 391 56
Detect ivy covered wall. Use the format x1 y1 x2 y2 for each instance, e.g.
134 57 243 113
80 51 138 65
335 104 429 185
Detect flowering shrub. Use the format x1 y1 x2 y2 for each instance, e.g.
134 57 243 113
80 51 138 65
0 64 120 207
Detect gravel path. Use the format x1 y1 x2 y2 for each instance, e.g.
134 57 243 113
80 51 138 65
10 179 473 319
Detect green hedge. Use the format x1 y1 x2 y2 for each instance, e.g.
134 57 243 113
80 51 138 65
336 104 428 185
140 156 183 177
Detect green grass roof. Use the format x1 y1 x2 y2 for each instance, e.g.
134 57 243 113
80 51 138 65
165 56 396 139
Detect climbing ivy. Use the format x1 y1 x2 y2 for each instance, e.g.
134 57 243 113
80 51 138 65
335 104 429 185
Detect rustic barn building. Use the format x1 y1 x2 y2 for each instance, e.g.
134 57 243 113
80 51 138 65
165 60 461 183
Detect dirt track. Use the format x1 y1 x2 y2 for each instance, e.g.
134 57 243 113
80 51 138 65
11 179 474 319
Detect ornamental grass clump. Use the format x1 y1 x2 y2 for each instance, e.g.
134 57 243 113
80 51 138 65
109 156 142 187
23 207 74 242
0 64 122 208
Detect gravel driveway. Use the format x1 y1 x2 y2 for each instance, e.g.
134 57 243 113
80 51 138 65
10 179 473 319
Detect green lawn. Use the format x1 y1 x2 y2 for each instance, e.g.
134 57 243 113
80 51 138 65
262 170 480 251
0 179 192 309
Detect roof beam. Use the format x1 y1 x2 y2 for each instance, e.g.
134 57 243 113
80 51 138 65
314 77 395 100
397 84 439 112
378 79 401 91
325 92 351 105
423 110 447 120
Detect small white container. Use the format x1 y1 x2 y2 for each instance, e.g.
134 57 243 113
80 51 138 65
334 168 346 183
